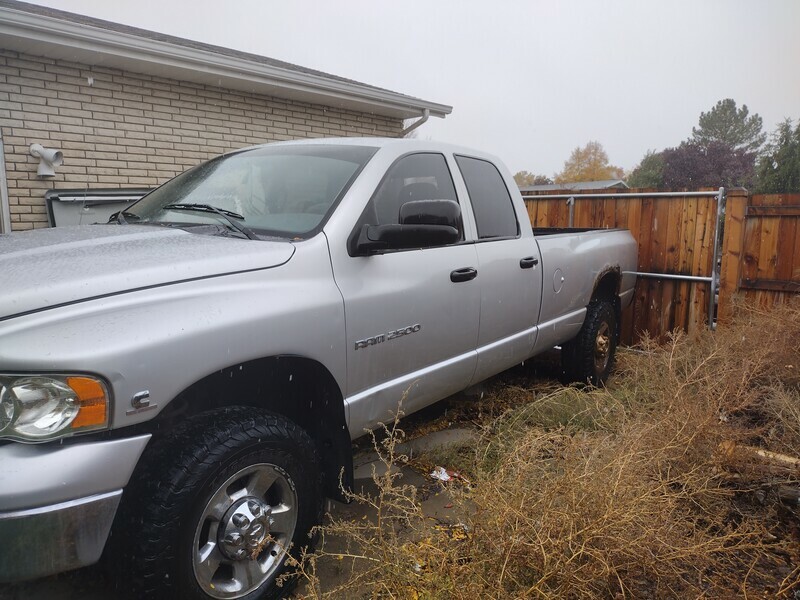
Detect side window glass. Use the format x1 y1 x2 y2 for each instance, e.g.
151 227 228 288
455 155 519 239
365 153 458 227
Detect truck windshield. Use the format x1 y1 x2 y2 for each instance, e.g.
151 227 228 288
125 144 377 238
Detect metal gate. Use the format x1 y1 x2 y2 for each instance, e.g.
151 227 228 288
522 188 725 344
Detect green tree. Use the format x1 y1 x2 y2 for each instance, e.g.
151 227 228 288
627 150 664 188
756 118 800 193
555 141 624 183
691 98 766 153
513 171 553 187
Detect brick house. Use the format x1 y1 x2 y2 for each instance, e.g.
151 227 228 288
0 0 451 232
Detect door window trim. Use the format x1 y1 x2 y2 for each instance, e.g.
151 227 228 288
454 154 521 243
347 151 467 256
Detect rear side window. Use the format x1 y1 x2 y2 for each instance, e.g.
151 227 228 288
455 155 519 239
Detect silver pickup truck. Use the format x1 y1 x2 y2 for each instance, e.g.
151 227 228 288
0 138 636 598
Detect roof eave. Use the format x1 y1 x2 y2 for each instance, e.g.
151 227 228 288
0 6 452 120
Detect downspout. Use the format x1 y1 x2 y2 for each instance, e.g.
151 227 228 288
400 108 430 137
0 131 11 234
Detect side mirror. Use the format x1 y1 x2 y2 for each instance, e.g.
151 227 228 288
355 199 461 254
399 199 461 228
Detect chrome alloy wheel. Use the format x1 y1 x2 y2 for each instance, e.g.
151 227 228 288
192 463 298 599
594 321 611 374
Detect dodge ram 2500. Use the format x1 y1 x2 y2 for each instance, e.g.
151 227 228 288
0 138 636 598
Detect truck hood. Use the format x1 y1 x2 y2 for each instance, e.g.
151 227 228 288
0 225 295 320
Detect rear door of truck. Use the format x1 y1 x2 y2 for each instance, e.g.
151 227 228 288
453 155 543 384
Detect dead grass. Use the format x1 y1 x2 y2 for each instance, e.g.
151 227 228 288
294 300 800 599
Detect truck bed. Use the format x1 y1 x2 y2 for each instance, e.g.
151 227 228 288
533 227 621 236
531 227 637 355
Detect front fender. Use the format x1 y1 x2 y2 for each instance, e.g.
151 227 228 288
0 236 346 430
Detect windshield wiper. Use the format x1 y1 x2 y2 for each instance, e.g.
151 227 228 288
163 203 259 240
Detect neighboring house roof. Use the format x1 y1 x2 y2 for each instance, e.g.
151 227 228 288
0 0 452 120
519 179 629 192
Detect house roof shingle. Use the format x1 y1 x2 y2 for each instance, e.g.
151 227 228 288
519 179 629 193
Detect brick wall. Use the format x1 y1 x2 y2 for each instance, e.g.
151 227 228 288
0 50 404 231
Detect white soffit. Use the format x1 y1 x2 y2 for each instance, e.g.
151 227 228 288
0 3 452 120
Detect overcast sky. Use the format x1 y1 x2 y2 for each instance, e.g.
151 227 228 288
26 0 800 177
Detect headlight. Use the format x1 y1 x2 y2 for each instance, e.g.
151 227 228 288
0 375 109 442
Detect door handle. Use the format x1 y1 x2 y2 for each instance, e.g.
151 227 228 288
520 256 539 269
450 267 478 283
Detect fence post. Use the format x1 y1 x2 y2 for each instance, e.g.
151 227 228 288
718 189 749 324
708 187 726 329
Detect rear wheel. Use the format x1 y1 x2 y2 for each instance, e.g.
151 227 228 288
561 300 618 386
118 408 322 599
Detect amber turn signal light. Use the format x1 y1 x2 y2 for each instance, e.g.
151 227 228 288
67 376 108 429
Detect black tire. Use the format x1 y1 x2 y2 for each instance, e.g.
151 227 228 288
116 407 322 600
560 300 618 386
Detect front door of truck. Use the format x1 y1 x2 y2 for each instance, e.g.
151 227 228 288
332 153 481 434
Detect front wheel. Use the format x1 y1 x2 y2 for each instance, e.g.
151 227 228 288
118 408 322 600
561 300 618 386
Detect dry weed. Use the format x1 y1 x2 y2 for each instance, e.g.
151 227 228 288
294 301 800 599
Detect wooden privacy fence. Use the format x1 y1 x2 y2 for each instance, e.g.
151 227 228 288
719 193 800 311
523 187 725 344
522 187 760 345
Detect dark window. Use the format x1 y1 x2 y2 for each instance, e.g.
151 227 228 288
455 155 519 239
365 153 458 226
